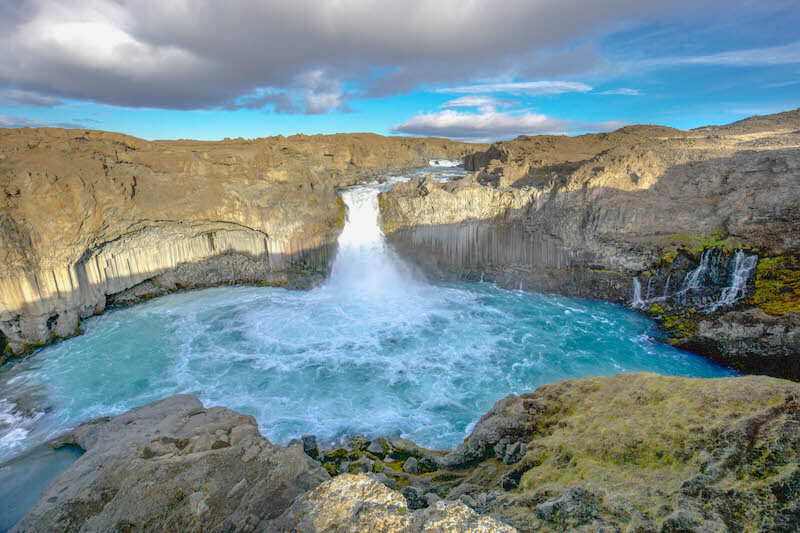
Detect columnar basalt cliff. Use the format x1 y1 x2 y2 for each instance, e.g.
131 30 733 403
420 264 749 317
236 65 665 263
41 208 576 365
0 128 479 356
16 373 800 532
380 110 800 378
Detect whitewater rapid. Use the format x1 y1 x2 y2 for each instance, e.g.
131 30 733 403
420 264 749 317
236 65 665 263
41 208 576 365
0 164 734 460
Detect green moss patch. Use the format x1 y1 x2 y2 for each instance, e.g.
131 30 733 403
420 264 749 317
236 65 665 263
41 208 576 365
509 373 799 530
753 255 800 315
661 227 743 259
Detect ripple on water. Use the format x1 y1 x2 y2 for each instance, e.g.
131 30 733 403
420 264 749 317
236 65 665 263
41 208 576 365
0 281 735 459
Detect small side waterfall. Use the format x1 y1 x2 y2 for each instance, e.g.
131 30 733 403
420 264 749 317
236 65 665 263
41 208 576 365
710 250 759 311
680 248 714 293
630 248 759 312
631 277 645 309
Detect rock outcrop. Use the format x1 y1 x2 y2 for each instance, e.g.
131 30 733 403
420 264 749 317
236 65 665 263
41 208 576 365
0 128 478 355
17 373 800 532
14 395 514 532
312 373 800 532
12 394 330 532
379 109 800 378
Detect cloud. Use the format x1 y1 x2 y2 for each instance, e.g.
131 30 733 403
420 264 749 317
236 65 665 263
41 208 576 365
0 114 87 129
1 89 64 107
440 96 518 112
596 88 641 96
438 81 592 96
223 71 348 114
634 41 800 69
0 0 728 110
391 109 622 142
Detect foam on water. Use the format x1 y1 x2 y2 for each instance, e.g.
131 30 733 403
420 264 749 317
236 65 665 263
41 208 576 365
428 158 462 167
0 165 735 460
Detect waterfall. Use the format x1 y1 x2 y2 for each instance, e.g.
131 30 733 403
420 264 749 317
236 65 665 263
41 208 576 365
631 277 645 308
680 248 714 294
709 250 758 312
631 248 758 313
325 185 420 297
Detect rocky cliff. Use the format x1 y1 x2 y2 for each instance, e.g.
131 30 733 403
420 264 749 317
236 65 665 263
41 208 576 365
14 394 513 532
0 128 478 356
380 109 800 378
16 372 800 532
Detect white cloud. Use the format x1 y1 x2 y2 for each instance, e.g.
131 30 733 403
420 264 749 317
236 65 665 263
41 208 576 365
440 96 518 113
634 41 800 69
0 114 86 128
438 81 592 96
391 109 623 142
596 88 641 96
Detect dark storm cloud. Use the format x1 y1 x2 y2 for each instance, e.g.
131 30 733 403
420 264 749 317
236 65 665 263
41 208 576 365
0 0 731 112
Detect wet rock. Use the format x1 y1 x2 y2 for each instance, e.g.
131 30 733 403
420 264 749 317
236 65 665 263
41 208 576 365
402 456 419 474
301 434 319 459
373 472 397 491
367 437 389 456
402 486 428 510
348 456 375 474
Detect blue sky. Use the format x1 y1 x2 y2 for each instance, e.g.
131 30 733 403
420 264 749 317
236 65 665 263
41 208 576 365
0 0 798 142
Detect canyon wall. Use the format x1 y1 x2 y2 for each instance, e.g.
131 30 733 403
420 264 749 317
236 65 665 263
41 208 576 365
0 127 479 355
380 110 800 378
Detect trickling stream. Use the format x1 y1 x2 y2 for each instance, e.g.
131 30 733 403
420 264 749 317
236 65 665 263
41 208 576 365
0 163 734 463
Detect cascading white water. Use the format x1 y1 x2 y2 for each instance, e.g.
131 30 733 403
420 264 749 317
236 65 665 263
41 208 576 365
681 248 714 293
631 248 758 312
631 277 645 309
325 186 420 297
710 250 758 311
428 159 462 167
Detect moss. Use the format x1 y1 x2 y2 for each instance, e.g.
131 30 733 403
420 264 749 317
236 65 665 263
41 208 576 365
660 313 698 339
384 460 405 473
662 227 743 260
588 268 627 277
752 255 800 315
512 373 798 528
647 303 697 339
661 248 678 264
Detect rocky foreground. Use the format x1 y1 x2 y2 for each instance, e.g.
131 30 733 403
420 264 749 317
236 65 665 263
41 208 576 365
0 129 478 356
379 110 800 378
14 373 800 532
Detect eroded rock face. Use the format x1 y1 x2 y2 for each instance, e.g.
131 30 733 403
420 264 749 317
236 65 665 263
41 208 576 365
13 395 516 533
0 128 478 354
17 373 800 532
380 109 800 377
268 473 516 532
12 394 330 532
